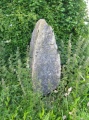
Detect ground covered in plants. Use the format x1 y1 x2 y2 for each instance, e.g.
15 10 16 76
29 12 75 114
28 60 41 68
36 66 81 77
0 0 89 120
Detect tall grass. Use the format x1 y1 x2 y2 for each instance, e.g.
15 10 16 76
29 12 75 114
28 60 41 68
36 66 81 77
0 37 89 120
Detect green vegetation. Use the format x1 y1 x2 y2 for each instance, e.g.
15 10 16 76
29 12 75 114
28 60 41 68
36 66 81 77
0 0 88 62
0 0 89 120
0 38 89 120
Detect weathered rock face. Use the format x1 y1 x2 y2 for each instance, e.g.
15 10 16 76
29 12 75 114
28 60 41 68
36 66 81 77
30 19 61 95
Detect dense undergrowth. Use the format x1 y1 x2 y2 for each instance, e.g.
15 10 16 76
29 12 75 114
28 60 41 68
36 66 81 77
0 37 89 119
0 0 89 120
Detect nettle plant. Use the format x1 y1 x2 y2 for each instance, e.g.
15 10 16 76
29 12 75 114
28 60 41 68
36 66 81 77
0 35 89 119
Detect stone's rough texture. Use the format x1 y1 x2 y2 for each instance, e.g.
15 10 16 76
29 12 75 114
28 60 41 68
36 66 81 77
30 19 61 95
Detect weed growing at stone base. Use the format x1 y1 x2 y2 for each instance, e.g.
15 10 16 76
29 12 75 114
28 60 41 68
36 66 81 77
0 37 89 119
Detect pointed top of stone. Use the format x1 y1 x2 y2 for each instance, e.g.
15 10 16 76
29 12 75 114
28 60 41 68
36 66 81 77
36 19 46 23
34 19 48 32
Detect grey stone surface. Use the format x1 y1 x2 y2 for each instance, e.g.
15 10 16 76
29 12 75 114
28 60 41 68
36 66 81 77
30 19 61 95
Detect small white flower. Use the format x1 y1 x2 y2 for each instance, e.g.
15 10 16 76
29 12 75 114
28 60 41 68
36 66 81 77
69 111 72 115
10 24 12 27
68 87 72 93
14 69 16 72
84 21 88 25
64 87 72 97
5 39 11 43
63 115 67 120
64 93 68 97
54 89 58 93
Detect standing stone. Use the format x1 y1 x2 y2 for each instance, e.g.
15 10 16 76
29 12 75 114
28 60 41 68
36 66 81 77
30 19 61 95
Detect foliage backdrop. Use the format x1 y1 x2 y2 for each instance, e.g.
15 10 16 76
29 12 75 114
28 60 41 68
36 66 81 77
0 0 88 63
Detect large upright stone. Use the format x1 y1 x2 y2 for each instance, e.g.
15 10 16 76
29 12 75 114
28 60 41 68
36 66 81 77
30 19 61 95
